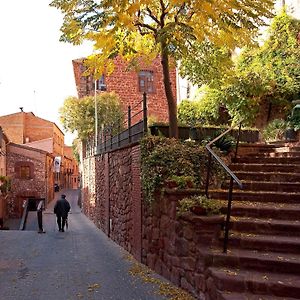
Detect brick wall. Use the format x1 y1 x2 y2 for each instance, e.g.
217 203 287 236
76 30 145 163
81 144 224 298
82 155 96 221
6 143 54 218
24 113 53 142
73 56 177 124
82 145 142 261
142 190 223 298
0 113 25 144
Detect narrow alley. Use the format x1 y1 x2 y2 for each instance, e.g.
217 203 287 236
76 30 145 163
0 190 178 300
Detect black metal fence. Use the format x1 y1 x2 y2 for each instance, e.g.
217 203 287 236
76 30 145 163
85 93 148 157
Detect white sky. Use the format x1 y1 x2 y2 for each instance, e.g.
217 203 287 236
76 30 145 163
0 0 93 145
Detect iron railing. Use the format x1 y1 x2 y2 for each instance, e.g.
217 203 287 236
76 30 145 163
86 93 148 156
205 123 243 253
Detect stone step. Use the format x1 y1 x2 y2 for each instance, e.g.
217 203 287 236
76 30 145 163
247 151 300 158
224 180 300 193
224 201 300 221
230 163 300 173
208 267 300 299
234 171 300 182
236 156 300 164
225 232 300 254
207 248 300 274
230 216 300 236
210 190 300 203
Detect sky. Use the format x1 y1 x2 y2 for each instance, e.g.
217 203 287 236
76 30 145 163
0 0 93 145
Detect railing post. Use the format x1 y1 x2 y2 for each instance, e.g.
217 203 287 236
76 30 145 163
128 105 131 143
223 177 234 253
143 92 148 134
233 123 242 162
104 128 107 152
205 152 212 198
110 126 113 150
118 120 121 148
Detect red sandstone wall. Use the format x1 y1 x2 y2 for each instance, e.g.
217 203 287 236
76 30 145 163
142 191 223 298
82 156 96 221
82 145 142 261
81 144 223 299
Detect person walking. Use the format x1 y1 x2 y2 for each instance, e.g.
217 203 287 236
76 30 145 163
37 199 46 233
54 194 70 232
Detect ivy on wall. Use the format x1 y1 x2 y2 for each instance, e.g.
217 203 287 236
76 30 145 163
0 175 11 196
140 136 225 203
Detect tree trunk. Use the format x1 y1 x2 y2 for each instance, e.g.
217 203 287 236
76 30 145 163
160 41 178 138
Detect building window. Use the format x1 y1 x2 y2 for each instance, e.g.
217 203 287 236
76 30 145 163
15 162 34 179
95 75 107 91
20 166 30 179
138 70 154 93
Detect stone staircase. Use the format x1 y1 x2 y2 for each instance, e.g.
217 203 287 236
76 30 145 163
206 144 300 300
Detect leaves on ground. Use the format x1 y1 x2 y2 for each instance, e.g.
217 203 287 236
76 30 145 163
87 283 100 292
124 253 195 300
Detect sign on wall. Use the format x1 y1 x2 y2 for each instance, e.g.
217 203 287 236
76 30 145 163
54 156 61 173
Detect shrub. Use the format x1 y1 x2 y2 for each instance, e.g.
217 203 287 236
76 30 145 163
177 195 222 217
0 176 11 195
140 136 225 203
262 119 287 142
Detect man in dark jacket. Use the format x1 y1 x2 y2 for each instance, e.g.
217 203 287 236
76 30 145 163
54 194 70 232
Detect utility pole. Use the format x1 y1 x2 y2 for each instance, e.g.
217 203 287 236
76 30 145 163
94 78 98 154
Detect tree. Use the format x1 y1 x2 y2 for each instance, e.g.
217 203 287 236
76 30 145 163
181 10 300 127
179 41 235 89
225 10 300 125
60 92 123 140
51 0 274 137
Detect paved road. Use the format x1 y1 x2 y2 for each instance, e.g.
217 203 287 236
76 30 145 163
0 189 179 300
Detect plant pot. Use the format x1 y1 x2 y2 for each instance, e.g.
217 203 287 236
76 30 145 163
165 180 178 189
190 206 207 215
186 180 194 188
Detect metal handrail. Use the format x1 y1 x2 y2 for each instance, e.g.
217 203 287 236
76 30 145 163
205 122 243 253
85 93 148 157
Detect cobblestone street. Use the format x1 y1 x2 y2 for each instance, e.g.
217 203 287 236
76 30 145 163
0 189 174 300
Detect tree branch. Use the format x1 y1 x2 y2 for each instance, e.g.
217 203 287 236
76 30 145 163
159 0 167 27
146 7 161 25
174 2 186 23
135 22 158 34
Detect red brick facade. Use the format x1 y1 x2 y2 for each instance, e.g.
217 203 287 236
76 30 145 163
0 129 9 225
0 111 79 191
0 112 64 154
72 56 177 123
63 146 80 189
6 143 54 218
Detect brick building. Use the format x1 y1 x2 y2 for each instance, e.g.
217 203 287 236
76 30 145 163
0 128 9 225
0 111 65 188
64 145 80 189
72 56 177 123
6 143 54 218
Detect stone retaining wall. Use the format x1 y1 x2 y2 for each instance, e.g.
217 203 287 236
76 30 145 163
82 145 224 298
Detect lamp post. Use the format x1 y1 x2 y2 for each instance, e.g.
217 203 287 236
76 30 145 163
94 79 98 154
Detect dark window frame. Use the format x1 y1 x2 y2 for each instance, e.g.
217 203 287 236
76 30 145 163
15 161 34 180
95 74 107 91
138 70 155 94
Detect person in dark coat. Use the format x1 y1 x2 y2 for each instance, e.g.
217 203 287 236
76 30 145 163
54 194 70 232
